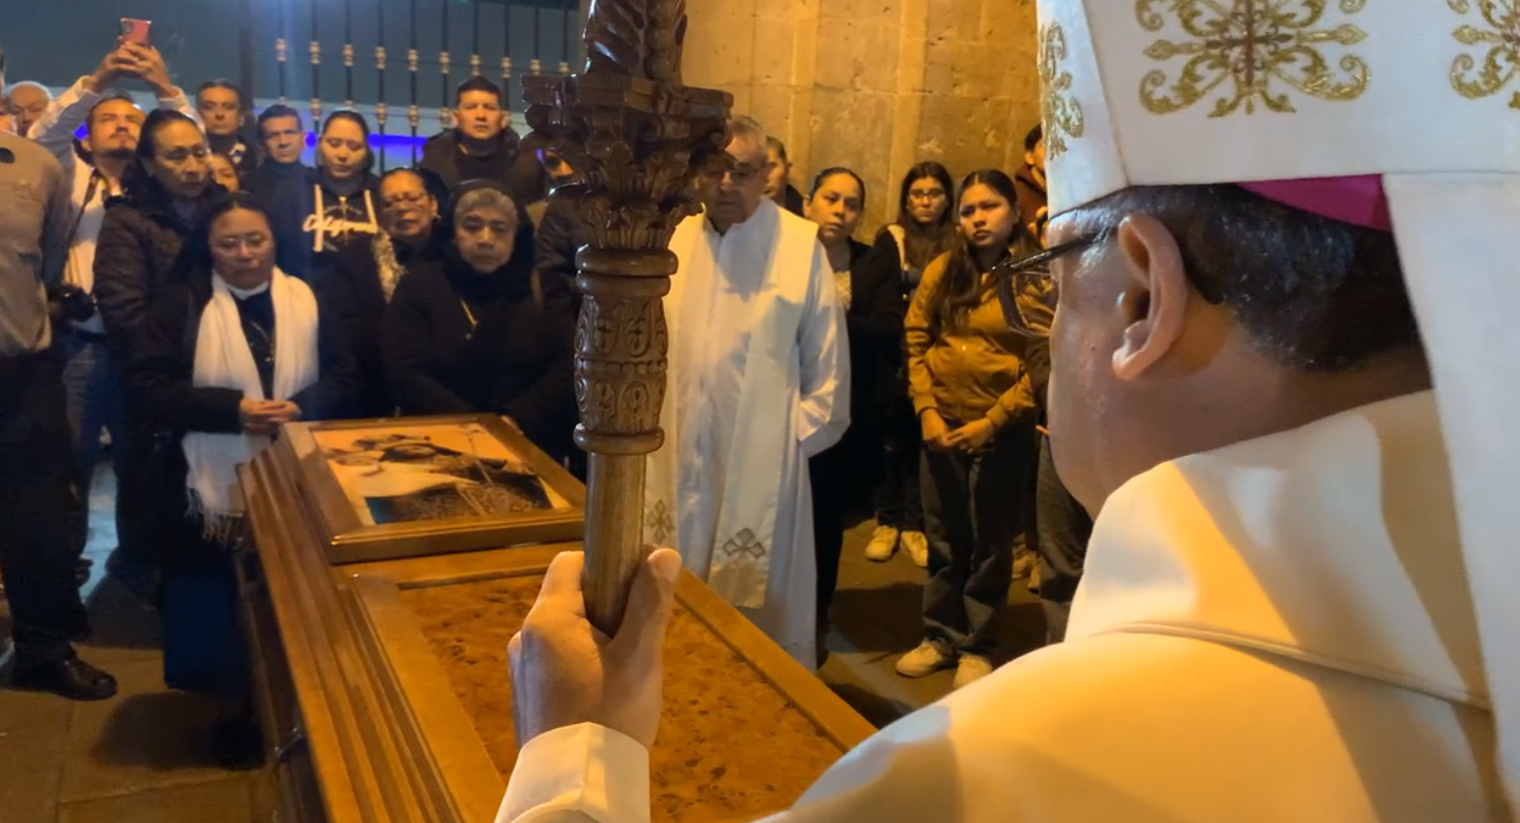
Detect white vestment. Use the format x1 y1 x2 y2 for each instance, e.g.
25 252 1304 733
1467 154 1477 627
500 391 1508 823
643 198 850 668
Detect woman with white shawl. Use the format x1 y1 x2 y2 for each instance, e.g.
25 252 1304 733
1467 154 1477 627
130 192 356 768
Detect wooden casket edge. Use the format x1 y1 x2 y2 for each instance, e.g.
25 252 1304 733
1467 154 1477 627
341 548 878 823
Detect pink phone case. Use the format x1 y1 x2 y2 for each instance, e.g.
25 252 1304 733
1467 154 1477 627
120 18 152 46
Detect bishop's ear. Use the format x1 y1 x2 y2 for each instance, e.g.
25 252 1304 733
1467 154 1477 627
1110 214 1188 381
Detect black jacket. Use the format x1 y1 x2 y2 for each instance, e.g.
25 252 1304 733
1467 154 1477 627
258 167 381 282
418 128 547 206
839 238 906 431
316 226 446 417
382 224 577 461
128 270 358 566
534 195 592 308
93 181 216 355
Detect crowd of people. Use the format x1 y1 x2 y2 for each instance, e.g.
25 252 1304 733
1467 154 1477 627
0 35 1082 765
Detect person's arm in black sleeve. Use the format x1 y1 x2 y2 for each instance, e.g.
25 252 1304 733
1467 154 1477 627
849 247 906 350
128 288 244 434
500 286 578 449
535 201 581 292
93 206 154 352
291 299 361 421
382 275 477 414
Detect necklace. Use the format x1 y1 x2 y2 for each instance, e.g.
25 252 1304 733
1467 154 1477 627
459 300 479 341
246 320 276 365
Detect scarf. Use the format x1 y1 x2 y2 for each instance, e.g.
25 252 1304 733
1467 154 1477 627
182 268 320 541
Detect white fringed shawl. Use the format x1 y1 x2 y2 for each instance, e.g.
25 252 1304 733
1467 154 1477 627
182 269 319 540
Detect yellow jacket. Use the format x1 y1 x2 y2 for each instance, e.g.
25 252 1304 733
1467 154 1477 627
904 252 1043 429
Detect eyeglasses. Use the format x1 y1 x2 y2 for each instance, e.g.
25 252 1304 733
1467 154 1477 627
908 189 947 202
992 234 1101 337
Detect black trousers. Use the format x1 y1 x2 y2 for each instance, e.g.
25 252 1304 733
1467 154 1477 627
110 399 165 571
0 350 90 658
810 441 851 626
874 399 924 533
920 421 1038 657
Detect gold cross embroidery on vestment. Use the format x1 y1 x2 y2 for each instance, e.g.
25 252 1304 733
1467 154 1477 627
1136 0 1370 117
1039 21 1086 159
1448 0 1520 109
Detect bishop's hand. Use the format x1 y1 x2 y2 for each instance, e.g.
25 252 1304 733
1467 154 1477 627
509 548 682 751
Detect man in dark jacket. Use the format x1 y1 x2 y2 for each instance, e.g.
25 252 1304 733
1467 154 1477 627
195 80 260 174
243 104 313 277
419 76 546 207
1014 125 1048 240
242 104 307 196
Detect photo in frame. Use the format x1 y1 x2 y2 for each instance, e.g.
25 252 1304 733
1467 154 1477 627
270 415 586 564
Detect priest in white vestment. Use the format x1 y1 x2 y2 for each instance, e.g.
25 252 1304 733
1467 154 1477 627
496 3 1520 821
642 115 849 668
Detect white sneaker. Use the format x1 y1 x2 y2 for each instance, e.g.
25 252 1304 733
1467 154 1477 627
895 641 955 678
864 525 899 561
953 654 995 689
901 530 930 568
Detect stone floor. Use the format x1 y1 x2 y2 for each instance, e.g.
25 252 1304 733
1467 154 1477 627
0 460 1047 822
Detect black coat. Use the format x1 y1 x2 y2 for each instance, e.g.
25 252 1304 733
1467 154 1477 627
382 224 578 461
841 238 907 425
93 182 207 354
316 227 446 417
243 160 312 276
418 128 548 207
128 271 358 567
534 195 591 308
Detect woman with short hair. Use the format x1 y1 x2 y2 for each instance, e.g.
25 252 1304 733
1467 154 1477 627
383 180 578 463
318 167 447 416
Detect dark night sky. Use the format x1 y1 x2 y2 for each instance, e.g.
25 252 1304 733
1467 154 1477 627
5 0 581 110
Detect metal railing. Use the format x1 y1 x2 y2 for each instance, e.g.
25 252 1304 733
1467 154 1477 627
262 0 580 167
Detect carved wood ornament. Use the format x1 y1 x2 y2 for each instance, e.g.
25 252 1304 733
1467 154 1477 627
523 0 732 634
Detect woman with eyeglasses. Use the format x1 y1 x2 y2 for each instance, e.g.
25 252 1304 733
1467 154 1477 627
383 180 578 463
129 193 356 767
897 168 1046 689
862 162 960 567
318 167 448 417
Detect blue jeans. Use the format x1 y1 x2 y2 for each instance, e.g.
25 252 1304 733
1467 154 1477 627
60 333 126 492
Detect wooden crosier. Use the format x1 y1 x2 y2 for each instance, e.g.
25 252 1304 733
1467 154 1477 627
523 0 731 635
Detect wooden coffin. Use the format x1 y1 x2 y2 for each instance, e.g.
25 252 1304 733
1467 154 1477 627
237 437 875 823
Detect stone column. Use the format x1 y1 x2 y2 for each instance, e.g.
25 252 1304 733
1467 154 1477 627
678 0 1040 231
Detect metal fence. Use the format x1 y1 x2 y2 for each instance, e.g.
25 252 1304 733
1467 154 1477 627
257 0 580 167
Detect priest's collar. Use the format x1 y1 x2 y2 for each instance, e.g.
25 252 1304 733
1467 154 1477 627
1069 390 1486 710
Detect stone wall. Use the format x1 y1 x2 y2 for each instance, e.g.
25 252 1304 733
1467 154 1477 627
679 0 1040 233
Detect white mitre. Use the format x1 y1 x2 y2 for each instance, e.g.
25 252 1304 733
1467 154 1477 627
1036 0 1520 812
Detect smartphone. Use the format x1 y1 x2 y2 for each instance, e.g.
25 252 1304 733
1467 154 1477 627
120 18 152 46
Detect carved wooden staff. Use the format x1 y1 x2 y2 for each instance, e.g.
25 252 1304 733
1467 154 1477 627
524 0 731 635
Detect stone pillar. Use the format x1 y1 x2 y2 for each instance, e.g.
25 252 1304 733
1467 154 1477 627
678 0 1040 231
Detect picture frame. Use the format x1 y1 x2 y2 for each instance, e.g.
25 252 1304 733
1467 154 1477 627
269 414 586 564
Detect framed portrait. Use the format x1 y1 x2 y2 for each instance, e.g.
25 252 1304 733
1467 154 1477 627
270 414 586 564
